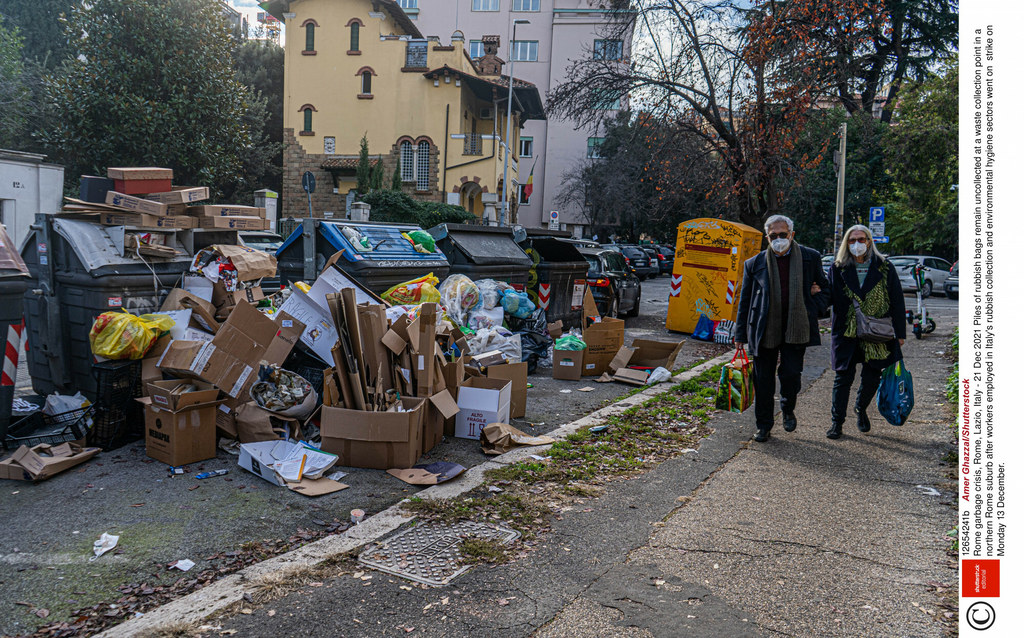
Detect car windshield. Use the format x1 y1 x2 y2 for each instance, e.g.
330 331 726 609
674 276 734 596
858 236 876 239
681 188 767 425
889 257 917 268
605 252 628 273
585 256 601 275
621 246 644 258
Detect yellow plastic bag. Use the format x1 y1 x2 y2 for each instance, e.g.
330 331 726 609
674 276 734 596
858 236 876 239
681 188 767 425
89 311 176 360
382 273 441 305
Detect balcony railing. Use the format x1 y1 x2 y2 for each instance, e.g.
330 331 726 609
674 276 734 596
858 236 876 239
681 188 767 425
463 134 484 156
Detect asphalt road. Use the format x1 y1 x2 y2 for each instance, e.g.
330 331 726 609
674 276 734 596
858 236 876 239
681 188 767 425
0 273 728 637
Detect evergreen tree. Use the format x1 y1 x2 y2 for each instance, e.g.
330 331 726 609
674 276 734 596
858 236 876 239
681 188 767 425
356 134 371 194
391 160 402 190
370 155 384 191
0 15 29 149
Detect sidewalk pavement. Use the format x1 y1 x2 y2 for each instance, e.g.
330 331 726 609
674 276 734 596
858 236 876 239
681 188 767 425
189 320 957 637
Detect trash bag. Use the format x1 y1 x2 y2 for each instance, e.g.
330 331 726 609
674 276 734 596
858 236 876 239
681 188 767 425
715 348 753 412
89 311 175 360
477 279 512 310
876 360 914 426
646 367 672 385
466 305 504 331
468 327 522 363
501 289 536 319
382 273 441 305
342 227 372 252
439 274 480 326
402 230 436 254
519 331 551 374
692 314 715 341
554 334 587 351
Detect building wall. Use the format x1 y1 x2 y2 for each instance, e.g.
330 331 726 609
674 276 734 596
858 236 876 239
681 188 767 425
0 153 64 247
413 0 632 229
280 0 523 219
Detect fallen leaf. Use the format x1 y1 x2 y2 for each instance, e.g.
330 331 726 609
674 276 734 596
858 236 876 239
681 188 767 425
267 610 276 617
240 608 253 615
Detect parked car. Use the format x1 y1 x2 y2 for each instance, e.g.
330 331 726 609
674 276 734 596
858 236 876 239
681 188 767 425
601 244 658 280
562 238 601 249
944 261 959 299
656 245 675 274
821 254 834 270
580 247 641 318
890 255 954 297
641 246 660 278
239 231 285 254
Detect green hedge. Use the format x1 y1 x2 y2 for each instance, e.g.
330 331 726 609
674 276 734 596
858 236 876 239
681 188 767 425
362 190 475 229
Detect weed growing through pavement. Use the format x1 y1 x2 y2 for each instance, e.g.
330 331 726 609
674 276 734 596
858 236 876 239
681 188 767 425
404 366 723 550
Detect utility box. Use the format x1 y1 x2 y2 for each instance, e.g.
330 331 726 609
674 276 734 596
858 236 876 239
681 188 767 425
0 149 64 247
666 218 761 334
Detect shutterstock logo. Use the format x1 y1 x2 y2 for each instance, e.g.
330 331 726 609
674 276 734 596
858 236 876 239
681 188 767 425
966 602 996 631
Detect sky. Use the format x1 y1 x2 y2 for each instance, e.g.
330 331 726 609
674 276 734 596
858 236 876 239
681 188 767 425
227 0 283 42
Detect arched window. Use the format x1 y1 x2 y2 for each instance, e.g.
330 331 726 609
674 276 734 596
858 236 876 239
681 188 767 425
361 71 372 94
400 141 414 182
305 23 315 51
416 141 430 191
303 108 313 133
350 23 360 52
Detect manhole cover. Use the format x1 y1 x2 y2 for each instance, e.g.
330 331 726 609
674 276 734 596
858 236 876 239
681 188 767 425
358 521 520 586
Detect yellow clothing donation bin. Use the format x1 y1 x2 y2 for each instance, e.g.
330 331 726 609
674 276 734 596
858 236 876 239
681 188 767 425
666 218 762 333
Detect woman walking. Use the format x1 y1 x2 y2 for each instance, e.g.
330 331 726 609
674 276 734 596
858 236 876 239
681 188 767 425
827 226 906 439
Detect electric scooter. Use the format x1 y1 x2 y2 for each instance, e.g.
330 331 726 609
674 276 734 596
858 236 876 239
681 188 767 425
905 264 936 338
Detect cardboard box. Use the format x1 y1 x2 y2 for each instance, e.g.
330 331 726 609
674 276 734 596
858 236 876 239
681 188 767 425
144 187 210 204
147 380 219 411
107 167 173 195
553 349 585 381
423 389 460 455
238 440 338 485
276 286 338 365
628 339 685 369
99 213 196 229
582 318 625 376
547 320 564 339
486 361 528 419
105 191 171 216
140 397 221 466
455 377 511 439
161 288 220 333
187 205 266 218
197 216 269 230
212 281 265 317
409 304 437 398
0 443 101 481
209 245 277 281
613 368 649 386
320 398 426 470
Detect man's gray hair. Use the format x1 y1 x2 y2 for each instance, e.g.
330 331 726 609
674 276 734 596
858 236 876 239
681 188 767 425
764 214 794 234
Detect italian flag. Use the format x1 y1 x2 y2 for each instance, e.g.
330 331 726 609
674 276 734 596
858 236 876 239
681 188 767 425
522 162 535 200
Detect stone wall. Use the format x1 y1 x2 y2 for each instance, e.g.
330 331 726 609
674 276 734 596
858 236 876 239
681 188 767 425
282 128 346 219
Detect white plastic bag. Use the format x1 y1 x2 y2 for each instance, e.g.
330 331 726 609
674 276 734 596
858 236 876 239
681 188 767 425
468 327 522 363
466 305 505 331
476 279 512 310
646 367 673 385
43 392 91 416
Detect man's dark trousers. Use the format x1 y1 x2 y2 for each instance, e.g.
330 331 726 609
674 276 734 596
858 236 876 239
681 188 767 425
752 344 806 430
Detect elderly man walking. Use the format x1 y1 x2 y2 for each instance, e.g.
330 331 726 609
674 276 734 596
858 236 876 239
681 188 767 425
734 215 831 442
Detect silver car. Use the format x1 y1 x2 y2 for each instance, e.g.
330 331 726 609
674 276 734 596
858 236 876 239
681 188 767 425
890 255 953 297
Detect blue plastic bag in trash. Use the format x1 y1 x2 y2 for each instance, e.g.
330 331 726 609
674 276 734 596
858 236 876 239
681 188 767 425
692 314 714 341
876 360 914 426
501 290 536 319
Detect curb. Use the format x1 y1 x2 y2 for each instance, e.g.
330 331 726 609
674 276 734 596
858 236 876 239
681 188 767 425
97 351 733 637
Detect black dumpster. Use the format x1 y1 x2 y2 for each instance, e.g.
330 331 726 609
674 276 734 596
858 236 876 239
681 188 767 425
516 228 590 330
276 220 450 293
427 224 533 288
21 217 194 398
0 226 30 440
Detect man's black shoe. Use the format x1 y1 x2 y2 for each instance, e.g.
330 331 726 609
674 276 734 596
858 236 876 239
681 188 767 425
826 422 843 439
753 428 770 442
783 412 797 432
856 408 871 433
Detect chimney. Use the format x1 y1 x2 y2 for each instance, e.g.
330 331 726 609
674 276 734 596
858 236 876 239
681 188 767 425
477 35 504 75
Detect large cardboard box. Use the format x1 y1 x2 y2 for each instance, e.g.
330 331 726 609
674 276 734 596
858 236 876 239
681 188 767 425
107 167 173 194
486 361 528 419
187 205 266 218
320 398 426 470
144 187 210 205
0 443 100 481
99 213 196 229
553 349 584 381
582 318 625 376
197 216 269 230
106 191 172 216
628 339 685 370
147 380 219 411
140 398 221 466
455 377 511 439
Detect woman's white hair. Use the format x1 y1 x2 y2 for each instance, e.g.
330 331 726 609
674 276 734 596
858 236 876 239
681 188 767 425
835 224 885 267
763 214 794 234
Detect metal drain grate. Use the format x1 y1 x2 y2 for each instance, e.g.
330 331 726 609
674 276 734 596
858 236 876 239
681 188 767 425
358 521 520 586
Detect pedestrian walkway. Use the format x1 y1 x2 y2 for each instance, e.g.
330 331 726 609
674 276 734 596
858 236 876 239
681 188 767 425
171 323 957 638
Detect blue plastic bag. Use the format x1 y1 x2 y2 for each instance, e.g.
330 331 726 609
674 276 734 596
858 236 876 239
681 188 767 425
692 314 714 341
876 360 914 426
501 290 536 319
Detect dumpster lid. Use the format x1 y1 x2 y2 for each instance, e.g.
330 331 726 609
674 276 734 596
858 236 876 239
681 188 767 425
0 224 28 275
428 224 532 266
52 218 189 271
277 220 447 264
526 237 587 264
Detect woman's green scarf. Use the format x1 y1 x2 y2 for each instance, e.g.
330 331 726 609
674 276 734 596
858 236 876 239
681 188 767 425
844 261 891 360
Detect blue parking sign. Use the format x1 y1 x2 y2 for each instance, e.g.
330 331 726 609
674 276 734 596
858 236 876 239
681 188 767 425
869 206 885 222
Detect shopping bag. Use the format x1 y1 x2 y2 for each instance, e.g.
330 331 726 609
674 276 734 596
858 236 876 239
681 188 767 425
692 314 715 341
713 320 735 344
876 360 914 425
715 348 753 413
89 311 175 360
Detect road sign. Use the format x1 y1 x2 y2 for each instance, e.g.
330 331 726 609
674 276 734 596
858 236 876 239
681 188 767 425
874 236 890 244
302 171 316 194
868 206 885 222
549 210 559 222
869 221 885 237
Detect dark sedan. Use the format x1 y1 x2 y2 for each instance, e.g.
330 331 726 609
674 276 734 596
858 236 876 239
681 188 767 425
580 247 641 318
654 245 675 274
601 244 658 280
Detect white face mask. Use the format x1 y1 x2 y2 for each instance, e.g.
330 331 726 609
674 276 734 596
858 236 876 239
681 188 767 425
850 242 868 257
770 238 791 254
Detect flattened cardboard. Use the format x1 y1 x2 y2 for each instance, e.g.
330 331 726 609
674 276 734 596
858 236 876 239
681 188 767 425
320 398 425 470
211 245 277 281
140 398 220 466
106 191 171 216
144 187 210 204
387 462 466 485
613 368 649 386
607 346 637 374
423 389 460 454
187 205 266 218
0 443 100 481
107 167 173 181
99 213 196 229
486 361 528 419
160 288 220 333
582 286 600 319
411 304 437 398
582 318 625 376
197 216 268 230
307 263 384 310
455 377 511 440
552 349 584 381
286 477 348 496
480 423 556 455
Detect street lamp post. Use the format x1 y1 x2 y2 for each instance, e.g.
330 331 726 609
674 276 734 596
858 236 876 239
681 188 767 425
500 18 529 227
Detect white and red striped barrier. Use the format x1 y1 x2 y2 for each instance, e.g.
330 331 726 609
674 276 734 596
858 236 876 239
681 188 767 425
725 279 736 304
2 320 24 387
538 283 551 310
669 274 682 297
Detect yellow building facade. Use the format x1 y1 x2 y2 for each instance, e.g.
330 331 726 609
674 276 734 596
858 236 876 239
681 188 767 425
263 0 545 222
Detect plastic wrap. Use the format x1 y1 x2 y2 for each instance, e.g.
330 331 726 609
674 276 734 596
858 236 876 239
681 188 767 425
476 279 512 310
466 305 505 331
554 333 587 351
439 274 480 326
89 311 175 359
468 327 522 363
